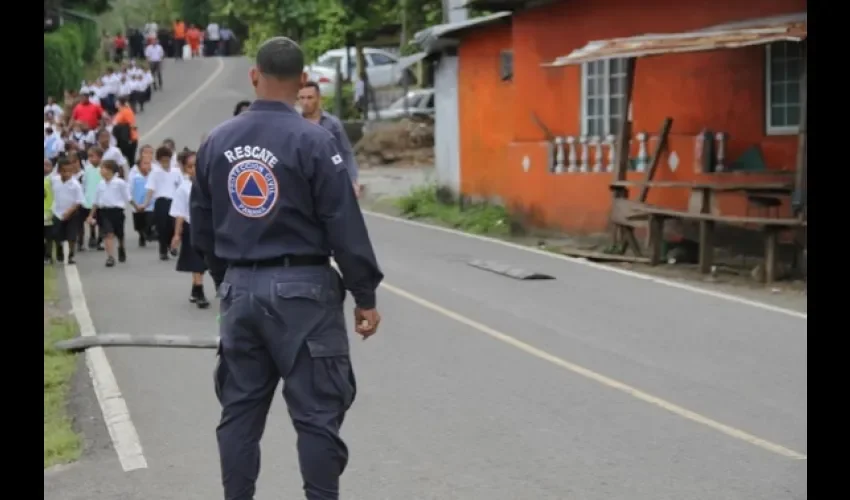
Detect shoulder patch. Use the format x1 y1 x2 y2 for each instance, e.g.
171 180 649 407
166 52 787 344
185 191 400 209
227 160 278 218
331 154 343 165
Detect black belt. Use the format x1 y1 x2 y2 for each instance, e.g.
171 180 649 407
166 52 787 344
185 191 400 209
228 255 329 268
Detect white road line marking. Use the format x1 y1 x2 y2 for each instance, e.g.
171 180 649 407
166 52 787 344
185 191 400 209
331 260 807 460
362 210 807 320
64 264 147 472
61 57 227 472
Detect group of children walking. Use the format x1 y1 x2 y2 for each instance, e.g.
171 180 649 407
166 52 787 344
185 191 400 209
44 140 211 308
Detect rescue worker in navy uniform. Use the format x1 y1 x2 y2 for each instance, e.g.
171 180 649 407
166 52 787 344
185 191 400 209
189 36 383 500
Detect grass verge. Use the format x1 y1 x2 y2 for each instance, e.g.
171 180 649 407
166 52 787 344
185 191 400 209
395 185 512 237
44 266 82 469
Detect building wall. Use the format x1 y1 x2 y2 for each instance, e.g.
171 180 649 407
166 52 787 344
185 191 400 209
457 0 805 233
457 24 514 200
434 55 462 194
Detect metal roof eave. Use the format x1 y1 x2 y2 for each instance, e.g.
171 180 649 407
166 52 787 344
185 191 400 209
542 12 807 67
414 11 513 54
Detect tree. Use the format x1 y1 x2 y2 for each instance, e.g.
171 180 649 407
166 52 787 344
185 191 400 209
63 0 112 14
211 0 443 59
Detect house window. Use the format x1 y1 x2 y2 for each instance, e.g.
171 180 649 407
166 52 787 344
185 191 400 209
581 58 627 137
499 50 513 81
766 41 804 135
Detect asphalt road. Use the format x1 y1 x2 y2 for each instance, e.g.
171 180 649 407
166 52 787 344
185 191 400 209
44 56 807 500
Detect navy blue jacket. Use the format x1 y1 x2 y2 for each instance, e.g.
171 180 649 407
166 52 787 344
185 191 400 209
190 100 383 308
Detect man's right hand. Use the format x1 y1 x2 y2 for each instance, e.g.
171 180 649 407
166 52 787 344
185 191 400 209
354 308 380 339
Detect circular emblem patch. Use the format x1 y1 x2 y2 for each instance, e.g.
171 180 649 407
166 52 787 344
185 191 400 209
227 160 278 218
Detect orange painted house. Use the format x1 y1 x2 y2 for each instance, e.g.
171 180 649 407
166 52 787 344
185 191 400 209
449 0 806 234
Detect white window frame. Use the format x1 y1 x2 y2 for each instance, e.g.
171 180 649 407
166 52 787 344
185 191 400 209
580 58 627 137
765 42 804 136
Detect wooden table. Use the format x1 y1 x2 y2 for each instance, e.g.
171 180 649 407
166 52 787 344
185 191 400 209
610 180 801 284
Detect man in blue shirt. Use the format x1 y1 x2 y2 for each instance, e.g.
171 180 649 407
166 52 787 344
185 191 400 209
298 80 361 197
190 36 383 500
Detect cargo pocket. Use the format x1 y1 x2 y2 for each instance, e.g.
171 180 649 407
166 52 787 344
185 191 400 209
269 281 326 328
306 337 356 411
213 341 227 404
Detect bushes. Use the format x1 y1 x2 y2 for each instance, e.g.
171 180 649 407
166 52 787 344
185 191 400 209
44 20 101 101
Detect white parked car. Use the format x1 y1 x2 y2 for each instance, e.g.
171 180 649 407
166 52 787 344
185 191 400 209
305 47 422 96
367 88 435 121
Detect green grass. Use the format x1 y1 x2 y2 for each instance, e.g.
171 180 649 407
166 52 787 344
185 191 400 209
395 185 512 237
44 267 81 469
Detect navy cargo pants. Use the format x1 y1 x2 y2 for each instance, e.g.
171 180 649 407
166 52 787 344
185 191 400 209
215 264 356 500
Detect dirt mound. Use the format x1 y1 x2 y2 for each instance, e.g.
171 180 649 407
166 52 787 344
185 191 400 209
354 117 435 167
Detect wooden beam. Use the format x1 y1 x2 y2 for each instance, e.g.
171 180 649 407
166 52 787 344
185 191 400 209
637 117 673 202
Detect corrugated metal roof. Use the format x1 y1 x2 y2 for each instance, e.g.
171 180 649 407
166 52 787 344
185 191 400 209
414 12 513 54
543 12 807 67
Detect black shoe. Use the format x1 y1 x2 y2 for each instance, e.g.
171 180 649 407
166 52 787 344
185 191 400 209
67 255 76 265
169 247 179 257
118 247 127 263
159 253 169 261
196 296 210 309
88 236 97 249
139 235 146 247
105 256 116 267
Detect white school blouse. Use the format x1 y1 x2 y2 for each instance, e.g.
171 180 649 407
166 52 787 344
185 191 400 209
168 177 192 224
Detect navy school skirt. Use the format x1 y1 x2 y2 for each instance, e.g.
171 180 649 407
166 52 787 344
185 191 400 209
176 222 207 273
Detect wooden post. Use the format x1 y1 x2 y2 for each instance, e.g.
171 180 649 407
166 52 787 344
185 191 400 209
611 57 636 248
764 227 778 284
612 58 636 184
698 221 715 274
648 215 664 266
697 186 714 274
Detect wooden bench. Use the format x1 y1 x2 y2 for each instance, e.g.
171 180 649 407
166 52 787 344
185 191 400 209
629 206 806 284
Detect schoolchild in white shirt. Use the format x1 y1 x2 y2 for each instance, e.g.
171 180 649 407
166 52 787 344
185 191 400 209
142 67 154 105
118 76 134 110
51 156 85 264
128 144 154 179
130 74 147 112
139 146 182 260
129 155 156 246
169 150 209 308
87 160 133 267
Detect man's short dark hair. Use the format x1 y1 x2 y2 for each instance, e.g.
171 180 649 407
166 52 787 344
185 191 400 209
302 81 320 95
255 37 304 80
155 146 173 161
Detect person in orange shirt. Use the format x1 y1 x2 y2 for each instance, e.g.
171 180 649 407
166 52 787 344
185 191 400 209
112 97 139 170
172 19 186 60
186 25 202 58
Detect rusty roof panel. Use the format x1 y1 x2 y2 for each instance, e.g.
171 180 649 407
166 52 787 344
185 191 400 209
543 12 807 67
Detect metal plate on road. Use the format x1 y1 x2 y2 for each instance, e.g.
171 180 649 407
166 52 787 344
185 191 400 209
467 259 555 280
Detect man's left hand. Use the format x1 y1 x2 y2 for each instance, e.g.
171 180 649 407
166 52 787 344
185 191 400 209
353 181 361 199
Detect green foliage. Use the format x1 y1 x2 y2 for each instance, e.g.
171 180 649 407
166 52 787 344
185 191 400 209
44 25 86 100
64 0 112 15
321 83 358 120
77 19 101 63
63 23 85 63
396 185 511 236
212 0 444 60
183 0 212 26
